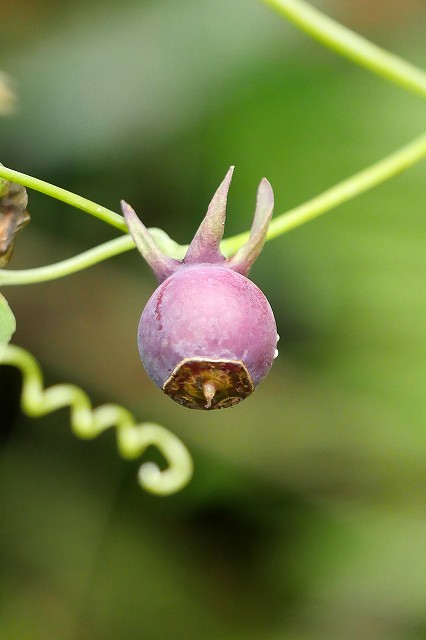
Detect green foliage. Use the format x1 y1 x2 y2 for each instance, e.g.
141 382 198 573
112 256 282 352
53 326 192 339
0 293 15 350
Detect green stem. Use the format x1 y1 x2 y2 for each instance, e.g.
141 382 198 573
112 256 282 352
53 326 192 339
221 132 426 254
1 133 424 283
0 227 185 286
0 165 127 231
263 0 426 98
0 235 135 285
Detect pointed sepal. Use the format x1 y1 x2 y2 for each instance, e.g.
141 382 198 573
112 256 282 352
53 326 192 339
184 166 234 265
121 200 180 283
228 178 274 276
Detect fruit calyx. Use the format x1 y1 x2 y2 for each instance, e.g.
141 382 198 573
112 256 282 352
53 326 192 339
121 165 274 281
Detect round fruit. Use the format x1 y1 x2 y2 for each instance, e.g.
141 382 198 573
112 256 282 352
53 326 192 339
121 166 279 410
138 263 277 409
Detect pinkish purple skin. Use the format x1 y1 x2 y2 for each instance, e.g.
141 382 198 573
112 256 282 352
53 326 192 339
122 167 278 408
138 263 278 389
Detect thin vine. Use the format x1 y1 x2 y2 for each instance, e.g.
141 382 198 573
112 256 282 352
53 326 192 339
0 133 425 285
0 165 126 231
263 0 426 98
1 344 193 496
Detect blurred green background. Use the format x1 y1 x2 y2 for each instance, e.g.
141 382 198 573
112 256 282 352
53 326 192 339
1 0 426 638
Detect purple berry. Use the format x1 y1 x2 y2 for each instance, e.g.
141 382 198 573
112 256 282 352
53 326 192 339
121 167 279 410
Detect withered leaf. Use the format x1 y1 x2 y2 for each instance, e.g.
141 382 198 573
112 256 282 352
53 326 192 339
0 180 30 267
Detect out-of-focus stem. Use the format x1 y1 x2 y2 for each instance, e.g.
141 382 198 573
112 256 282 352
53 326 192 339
263 0 426 98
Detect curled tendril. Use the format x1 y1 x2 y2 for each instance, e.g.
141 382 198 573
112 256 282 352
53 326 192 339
0 344 193 495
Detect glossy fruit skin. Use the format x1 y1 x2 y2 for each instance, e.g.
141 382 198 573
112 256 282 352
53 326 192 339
138 263 277 391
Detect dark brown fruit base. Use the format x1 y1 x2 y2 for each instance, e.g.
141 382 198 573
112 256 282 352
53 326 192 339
163 358 254 410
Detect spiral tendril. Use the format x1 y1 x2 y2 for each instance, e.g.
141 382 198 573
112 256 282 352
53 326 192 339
0 344 193 495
